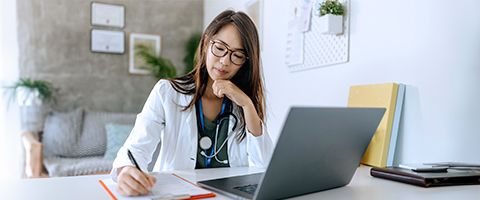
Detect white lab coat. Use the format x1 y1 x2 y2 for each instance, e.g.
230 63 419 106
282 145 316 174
111 80 273 180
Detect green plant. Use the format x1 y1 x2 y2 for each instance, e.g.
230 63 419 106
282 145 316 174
7 78 55 103
183 32 202 74
320 0 345 16
2 78 55 110
135 44 177 79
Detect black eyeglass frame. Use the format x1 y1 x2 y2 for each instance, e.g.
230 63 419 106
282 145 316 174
209 40 249 65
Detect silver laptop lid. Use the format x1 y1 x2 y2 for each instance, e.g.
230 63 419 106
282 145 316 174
254 107 385 199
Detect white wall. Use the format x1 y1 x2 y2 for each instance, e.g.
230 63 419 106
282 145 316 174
205 0 480 164
0 0 22 182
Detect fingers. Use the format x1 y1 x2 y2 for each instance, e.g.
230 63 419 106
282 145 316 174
212 80 229 98
130 170 154 190
212 80 249 106
125 174 150 194
118 175 145 196
214 88 225 98
118 182 139 196
117 166 153 196
147 174 157 186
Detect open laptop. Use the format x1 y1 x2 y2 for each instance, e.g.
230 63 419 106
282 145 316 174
197 107 385 199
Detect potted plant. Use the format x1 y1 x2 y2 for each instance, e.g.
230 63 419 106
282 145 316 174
183 32 201 74
135 44 177 79
318 0 345 34
5 78 55 132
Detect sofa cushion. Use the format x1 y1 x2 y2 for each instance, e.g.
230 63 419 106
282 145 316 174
43 156 113 177
42 108 83 157
104 123 133 160
74 111 136 157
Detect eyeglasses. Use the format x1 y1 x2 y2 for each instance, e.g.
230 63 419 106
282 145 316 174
210 40 248 65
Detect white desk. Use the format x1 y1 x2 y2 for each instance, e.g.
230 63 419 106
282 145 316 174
1 166 478 200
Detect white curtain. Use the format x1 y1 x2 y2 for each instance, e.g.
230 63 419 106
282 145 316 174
0 0 22 182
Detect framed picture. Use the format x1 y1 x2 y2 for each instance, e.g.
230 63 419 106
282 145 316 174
91 2 125 28
129 33 161 74
90 29 125 54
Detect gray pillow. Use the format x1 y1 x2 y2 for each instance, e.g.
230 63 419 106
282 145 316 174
103 123 133 160
73 111 136 157
43 108 83 157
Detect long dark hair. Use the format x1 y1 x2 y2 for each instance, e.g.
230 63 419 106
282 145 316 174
168 10 265 139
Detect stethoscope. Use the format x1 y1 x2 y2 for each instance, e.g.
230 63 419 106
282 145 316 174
197 98 237 167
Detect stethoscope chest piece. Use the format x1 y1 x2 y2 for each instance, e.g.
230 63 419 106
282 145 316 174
199 136 212 150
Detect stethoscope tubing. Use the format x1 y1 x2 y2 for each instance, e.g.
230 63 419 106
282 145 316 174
198 98 237 166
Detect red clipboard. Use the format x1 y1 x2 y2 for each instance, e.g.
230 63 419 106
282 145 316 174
99 173 216 200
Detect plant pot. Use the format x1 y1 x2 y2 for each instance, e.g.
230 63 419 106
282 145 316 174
16 88 48 132
319 14 343 35
19 105 48 132
16 87 43 106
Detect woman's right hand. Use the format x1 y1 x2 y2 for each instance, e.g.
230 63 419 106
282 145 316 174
117 166 156 196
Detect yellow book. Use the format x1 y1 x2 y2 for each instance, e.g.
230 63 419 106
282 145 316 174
348 83 399 168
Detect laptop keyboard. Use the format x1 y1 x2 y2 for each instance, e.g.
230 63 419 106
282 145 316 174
233 184 258 195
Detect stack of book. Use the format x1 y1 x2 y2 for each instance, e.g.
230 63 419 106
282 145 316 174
348 83 406 168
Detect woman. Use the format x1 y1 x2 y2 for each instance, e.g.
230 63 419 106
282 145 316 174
112 10 273 196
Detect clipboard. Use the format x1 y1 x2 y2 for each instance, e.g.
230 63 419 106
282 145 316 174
99 173 215 200
370 167 480 187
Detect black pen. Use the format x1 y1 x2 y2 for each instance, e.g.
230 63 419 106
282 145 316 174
127 149 143 172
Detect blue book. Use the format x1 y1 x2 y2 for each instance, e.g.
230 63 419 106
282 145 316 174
386 83 405 166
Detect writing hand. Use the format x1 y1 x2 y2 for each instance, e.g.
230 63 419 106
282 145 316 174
117 166 156 196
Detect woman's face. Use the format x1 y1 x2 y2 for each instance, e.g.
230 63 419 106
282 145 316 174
205 24 246 81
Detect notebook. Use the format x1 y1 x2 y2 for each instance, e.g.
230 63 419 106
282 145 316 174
348 83 400 167
370 167 480 187
99 173 215 200
386 83 405 166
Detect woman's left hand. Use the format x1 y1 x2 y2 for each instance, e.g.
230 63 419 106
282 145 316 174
212 80 251 107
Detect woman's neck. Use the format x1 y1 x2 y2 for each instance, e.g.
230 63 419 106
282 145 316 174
201 79 225 121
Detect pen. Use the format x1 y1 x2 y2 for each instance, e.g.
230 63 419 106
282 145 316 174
128 149 157 192
127 149 143 172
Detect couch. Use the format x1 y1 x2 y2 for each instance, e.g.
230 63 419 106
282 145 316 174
23 108 137 177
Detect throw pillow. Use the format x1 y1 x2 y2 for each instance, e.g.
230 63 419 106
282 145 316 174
73 111 136 157
104 123 133 160
42 108 83 157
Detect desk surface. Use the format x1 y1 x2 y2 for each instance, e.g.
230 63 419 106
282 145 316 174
1 166 478 200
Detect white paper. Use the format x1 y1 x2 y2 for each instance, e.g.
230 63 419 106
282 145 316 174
100 173 212 200
297 0 314 32
285 19 304 66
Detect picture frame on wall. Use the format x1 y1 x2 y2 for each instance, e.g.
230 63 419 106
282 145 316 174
91 2 125 28
90 29 125 54
129 33 161 75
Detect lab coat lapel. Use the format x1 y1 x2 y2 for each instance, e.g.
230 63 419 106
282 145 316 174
180 94 198 166
180 94 197 139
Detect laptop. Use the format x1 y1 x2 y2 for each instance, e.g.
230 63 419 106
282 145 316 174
197 107 385 199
